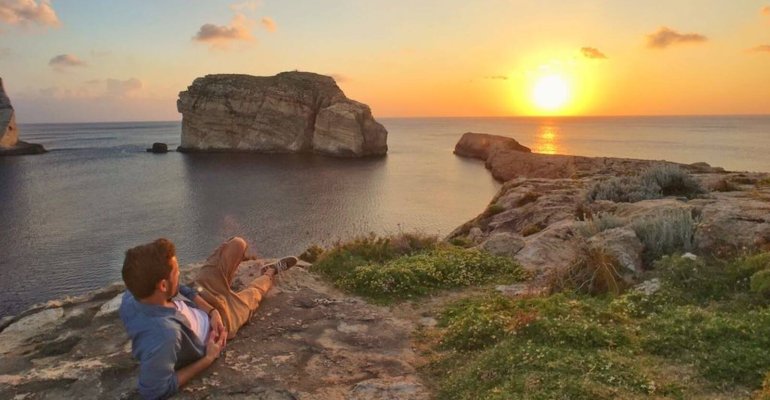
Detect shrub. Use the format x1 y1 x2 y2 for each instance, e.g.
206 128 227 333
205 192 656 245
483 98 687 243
576 213 627 238
547 246 626 296
640 164 705 198
751 270 770 297
299 244 324 263
630 208 695 264
586 164 705 203
712 178 740 192
312 233 437 283
338 247 527 302
482 203 505 218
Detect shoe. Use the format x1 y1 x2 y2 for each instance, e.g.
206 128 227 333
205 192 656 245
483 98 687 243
262 256 298 275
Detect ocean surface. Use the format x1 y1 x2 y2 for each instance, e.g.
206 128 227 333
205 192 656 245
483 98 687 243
1 115 769 317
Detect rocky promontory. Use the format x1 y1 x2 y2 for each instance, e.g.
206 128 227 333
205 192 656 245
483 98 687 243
177 72 388 157
450 132 770 279
0 78 45 156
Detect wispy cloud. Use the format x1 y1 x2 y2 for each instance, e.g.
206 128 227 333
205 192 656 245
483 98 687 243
580 47 607 59
0 0 59 27
646 27 707 49
106 78 142 97
260 16 276 32
193 13 255 49
748 45 770 53
49 54 86 70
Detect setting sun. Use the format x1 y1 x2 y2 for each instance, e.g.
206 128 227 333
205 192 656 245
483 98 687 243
532 75 570 111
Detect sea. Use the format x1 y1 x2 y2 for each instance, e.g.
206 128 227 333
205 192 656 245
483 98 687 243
1 115 769 318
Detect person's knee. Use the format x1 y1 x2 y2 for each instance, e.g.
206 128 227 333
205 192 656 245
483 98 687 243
226 237 248 253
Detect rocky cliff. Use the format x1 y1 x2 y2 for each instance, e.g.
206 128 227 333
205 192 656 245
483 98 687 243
0 78 45 156
177 72 388 157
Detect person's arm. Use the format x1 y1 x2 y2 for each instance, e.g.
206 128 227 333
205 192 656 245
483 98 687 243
176 328 226 387
188 288 227 344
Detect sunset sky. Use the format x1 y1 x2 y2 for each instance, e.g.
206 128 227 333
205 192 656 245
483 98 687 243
1 0 769 123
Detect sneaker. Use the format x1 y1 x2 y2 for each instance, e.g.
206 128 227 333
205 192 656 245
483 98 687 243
263 256 298 275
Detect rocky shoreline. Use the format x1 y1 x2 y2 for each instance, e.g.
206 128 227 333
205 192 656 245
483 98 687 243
2 132 770 398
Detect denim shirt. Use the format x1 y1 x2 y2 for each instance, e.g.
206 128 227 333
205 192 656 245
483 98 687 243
119 285 206 400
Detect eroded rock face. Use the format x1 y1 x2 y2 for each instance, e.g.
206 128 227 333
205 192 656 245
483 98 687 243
177 72 388 157
0 78 46 156
454 132 531 160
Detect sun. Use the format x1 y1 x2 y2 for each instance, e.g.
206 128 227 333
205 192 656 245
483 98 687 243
532 75 570 111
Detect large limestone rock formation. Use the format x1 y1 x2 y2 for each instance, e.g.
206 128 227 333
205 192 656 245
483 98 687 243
0 78 45 156
177 72 388 157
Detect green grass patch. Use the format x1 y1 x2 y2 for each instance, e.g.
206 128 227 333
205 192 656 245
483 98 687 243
423 252 770 399
312 233 528 303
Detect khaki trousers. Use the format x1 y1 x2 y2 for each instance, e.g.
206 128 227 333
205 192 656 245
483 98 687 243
194 237 272 339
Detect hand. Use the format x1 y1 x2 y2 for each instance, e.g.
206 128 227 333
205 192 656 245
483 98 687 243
205 327 226 361
209 309 227 347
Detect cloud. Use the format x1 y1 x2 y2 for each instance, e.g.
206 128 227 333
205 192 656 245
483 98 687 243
38 78 143 99
193 13 255 49
106 78 142 97
0 0 59 27
48 54 86 69
646 27 707 49
748 45 770 53
580 46 607 59
762 6 770 16
484 75 508 80
260 16 276 32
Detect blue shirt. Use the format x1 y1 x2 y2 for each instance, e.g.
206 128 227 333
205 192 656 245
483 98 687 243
119 285 207 400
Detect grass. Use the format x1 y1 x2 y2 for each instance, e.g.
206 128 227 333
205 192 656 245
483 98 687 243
311 233 528 303
421 252 770 399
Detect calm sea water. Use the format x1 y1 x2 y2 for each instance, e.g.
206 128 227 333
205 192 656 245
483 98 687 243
1 115 768 317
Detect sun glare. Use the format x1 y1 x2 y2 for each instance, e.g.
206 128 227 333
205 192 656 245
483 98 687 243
532 75 570 111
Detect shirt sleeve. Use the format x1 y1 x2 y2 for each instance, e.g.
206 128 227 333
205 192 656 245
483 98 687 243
137 331 181 400
178 284 198 301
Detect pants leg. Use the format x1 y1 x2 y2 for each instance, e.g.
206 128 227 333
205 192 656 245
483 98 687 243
195 237 271 339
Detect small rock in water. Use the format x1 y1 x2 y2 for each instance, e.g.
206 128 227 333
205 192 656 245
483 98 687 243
146 142 168 153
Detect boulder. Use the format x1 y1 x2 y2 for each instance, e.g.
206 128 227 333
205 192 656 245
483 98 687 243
481 232 525 258
587 227 644 275
0 78 46 156
453 132 531 160
146 142 168 153
177 72 388 157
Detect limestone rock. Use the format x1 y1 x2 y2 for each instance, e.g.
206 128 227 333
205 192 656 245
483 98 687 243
453 132 531 160
692 193 770 257
587 227 644 274
0 78 46 156
481 232 525 258
177 72 387 157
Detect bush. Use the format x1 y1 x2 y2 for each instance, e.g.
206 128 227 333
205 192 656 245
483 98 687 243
630 208 695 264
587 164 705 203
575 213 627 238
338 247 527 302
299 244 324 263
751 270 770 297
312 232 438 283
482 203 505 218
547 246 626 295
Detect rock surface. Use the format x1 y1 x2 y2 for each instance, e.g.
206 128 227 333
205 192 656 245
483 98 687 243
453 132 531 160
0 78 46 156
449 135 770 275
0 261 427 400
177 72 388 157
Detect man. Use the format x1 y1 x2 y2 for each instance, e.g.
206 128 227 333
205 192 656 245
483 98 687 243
119 237 297 399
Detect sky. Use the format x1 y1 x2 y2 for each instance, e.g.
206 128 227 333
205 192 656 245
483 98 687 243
0 0 769 123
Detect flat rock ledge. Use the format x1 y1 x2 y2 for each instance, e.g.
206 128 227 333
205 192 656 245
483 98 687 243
0 261 427 400
177 72 388 158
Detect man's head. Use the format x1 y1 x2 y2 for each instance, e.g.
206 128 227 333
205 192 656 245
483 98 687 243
122 238 179 300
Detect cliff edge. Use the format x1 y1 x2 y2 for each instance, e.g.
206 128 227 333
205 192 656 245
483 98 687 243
177 72 388 157
0 78 45 156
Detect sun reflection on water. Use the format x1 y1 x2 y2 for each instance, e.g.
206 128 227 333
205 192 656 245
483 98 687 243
534 126 560 155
